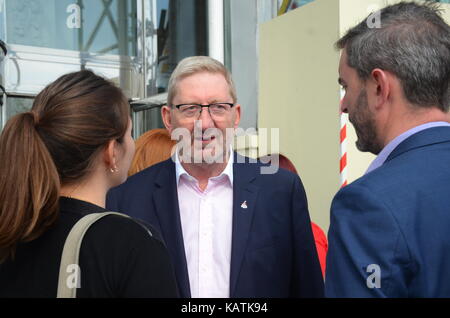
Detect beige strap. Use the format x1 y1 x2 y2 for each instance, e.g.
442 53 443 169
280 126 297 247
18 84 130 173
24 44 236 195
57 212 130 298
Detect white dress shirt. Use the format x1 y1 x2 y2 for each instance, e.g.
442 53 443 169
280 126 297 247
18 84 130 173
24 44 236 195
175 151 234 298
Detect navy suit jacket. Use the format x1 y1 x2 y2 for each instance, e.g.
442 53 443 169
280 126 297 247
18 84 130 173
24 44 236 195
326 127 450 297
107 153 324 298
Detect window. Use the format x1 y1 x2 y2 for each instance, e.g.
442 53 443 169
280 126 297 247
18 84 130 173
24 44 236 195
4 0 137 55
131 0 208 137
0 0 144 129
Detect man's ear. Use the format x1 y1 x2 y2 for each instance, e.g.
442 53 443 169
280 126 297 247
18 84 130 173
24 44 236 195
161 105 173 132
233 104 241 129
370 68 390 110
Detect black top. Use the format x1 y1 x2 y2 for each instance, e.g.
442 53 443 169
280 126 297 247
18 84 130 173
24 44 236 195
0 197 179 298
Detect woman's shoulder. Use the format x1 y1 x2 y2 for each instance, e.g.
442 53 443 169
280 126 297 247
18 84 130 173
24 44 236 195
84 213 164 247
76 213 177 297
59 197 164 247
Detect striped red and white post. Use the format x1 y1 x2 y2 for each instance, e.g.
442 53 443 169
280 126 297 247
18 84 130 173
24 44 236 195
340 89 348 187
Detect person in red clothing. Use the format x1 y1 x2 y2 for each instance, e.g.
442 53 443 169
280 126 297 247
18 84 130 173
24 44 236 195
310 222 328 278
260 153 328 278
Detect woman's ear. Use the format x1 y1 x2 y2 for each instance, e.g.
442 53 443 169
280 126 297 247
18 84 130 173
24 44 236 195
103 139 117 171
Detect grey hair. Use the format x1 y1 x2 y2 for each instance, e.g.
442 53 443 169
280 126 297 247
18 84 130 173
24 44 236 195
336 1 450 112
166 56 237 106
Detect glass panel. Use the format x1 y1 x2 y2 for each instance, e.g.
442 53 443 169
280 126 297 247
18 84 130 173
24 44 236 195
155 0 208 93
4 0 137 56
132 105 164 139
5 96 34 120
293 0 315 8
130 0 208 138
0 95 2 127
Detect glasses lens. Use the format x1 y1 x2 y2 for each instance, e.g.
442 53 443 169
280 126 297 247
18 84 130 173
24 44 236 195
179 104 201 117
210 103 231 116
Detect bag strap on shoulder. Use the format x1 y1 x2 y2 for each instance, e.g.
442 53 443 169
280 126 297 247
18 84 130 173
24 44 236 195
57 212 129 298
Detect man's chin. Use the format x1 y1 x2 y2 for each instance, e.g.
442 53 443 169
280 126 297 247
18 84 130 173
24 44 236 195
355 141 370 153
355 140 381 155
201 148 226 164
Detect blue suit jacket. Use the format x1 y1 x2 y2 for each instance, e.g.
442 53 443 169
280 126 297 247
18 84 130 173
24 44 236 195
326 127 450 297
107 153 324 298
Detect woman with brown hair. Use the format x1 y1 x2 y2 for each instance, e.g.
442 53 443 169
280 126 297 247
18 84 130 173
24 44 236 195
0 70 178 297
128 128 176 176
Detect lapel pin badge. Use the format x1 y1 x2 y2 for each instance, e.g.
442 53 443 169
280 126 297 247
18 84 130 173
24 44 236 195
241 200 248 209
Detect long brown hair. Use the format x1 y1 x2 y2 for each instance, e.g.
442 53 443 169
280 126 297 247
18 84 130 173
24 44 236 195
0 70 130 262
128 128 176 176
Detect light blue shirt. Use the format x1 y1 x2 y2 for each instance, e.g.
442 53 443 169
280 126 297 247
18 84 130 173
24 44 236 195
366 121 450 174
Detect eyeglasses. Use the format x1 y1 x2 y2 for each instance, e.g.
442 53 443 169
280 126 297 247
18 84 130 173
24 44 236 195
173 103 235 118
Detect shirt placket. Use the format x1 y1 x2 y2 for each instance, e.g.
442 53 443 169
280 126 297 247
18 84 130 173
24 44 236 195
198 189 214 297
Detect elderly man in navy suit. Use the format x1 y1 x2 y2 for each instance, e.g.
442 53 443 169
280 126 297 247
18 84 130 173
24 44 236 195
326 2 450 297
107 56 323 298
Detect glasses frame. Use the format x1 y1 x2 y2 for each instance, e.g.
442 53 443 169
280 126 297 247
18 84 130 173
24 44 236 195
172 102 235 118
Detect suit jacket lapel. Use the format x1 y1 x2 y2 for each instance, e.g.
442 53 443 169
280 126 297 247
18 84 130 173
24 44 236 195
386 126 450 163
152 159 191 298
230 153 259 297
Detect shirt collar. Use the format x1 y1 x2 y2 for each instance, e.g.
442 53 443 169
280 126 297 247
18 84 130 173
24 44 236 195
175 147 234 186
365 121 450 174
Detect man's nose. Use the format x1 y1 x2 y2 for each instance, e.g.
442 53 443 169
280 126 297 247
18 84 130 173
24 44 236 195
340 100 348 114
199 107 215 128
